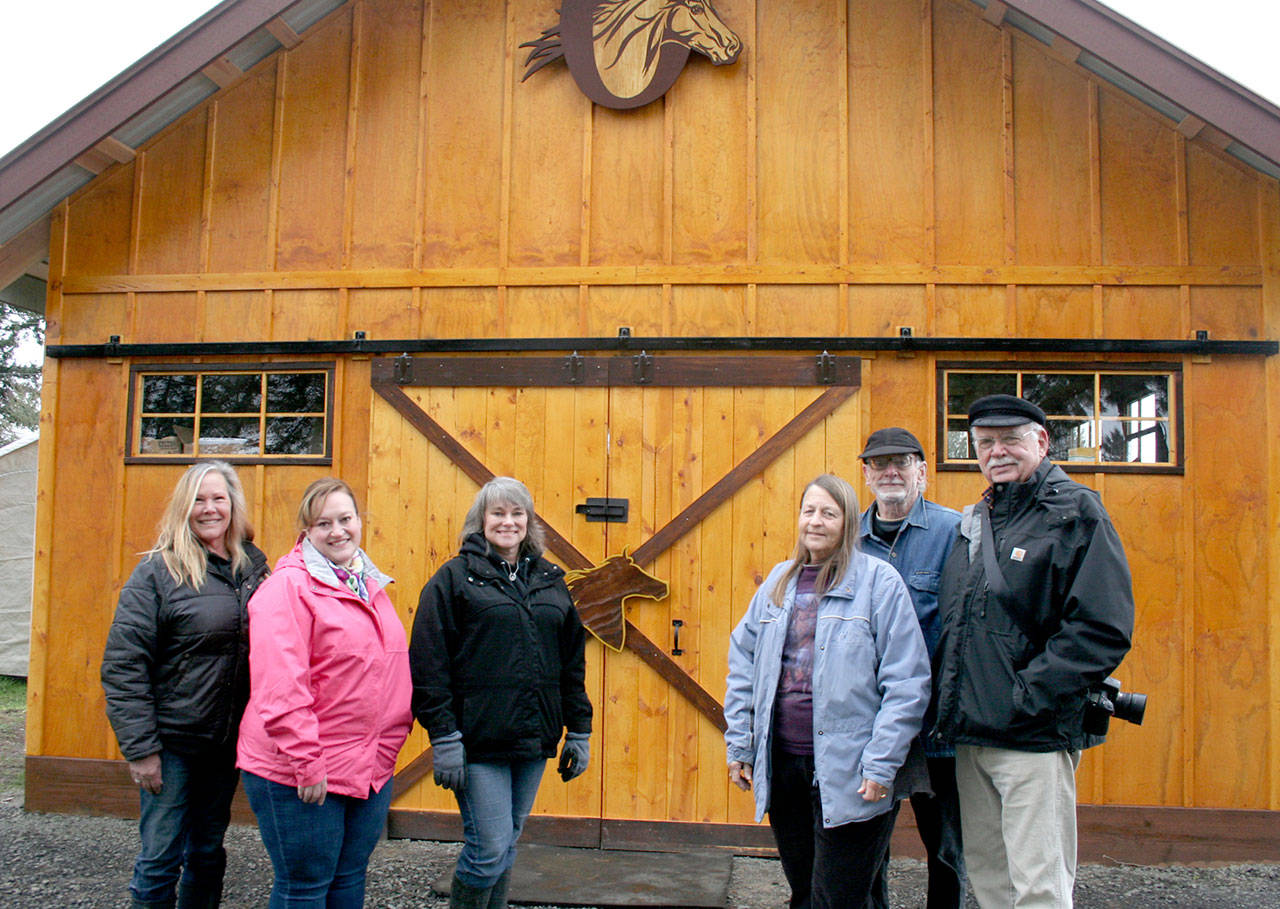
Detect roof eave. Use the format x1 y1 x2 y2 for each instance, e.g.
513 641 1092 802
0 0 300 215
1003 0 1280 172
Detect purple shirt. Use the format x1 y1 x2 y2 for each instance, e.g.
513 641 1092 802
774 565 820 755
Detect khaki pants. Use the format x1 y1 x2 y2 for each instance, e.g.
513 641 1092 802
955 745 1081 908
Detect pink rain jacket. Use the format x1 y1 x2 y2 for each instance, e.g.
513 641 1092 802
237 543 413 798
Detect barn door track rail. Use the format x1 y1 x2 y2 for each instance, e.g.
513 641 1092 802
45 332 1279 359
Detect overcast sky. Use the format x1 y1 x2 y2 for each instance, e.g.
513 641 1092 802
1 0 1278 160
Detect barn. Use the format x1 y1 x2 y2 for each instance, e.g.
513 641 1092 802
2 0 1279 863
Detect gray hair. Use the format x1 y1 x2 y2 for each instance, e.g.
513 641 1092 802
460 476 546 559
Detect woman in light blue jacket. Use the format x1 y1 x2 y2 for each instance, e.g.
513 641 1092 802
725 473 930 909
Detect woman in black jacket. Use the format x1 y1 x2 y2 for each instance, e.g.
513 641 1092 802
410 476 593 909
101 461 269 909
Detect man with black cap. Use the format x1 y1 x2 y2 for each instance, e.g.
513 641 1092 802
932 395 1134 908
856 427 965 909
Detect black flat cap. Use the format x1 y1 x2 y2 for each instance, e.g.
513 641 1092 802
859 427 925 460
967 394 1046 428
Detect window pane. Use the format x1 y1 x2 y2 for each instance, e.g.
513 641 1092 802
946 373 1016 415
139 417 194 453
1100 419 1169 463
142 374 196 413
1023 374 1093 417
198 418 260 455
947 418 974 459
1100 374 1168 418
267 372 327 412
1046 419 1094 461
201 374 262 414
265 417 325 455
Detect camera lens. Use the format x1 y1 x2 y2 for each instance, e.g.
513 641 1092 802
1113 690 1146 726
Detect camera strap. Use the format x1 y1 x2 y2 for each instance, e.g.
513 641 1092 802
976 499 1046 649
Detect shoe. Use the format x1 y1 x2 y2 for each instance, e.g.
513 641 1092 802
449 873 493 909
486 867 512 909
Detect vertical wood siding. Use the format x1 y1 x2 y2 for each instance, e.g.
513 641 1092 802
31 0 1278 819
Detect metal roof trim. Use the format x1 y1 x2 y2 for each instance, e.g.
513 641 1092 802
1000 0 1280 171
0 0 302 215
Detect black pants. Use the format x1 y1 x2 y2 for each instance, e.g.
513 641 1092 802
869 755 966 909
767 749 899 909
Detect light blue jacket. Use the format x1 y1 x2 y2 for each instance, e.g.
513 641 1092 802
724 552 930 827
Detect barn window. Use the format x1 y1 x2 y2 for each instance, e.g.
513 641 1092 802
128 365 333 463
937 364 1181 473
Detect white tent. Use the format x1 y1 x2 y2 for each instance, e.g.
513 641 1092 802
0 435 36 676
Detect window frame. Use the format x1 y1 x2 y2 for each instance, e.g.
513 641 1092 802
935 361 1184 475
125 362 335 465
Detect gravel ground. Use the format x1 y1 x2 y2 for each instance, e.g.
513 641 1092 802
3 683 1280 907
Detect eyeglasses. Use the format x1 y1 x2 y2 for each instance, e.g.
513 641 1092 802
864 454 918 471
971 429 1037 453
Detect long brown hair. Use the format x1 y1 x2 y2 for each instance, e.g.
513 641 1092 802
769 474 860 606
150 461 254 588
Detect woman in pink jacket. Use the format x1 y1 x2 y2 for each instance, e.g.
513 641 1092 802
237 477 412 908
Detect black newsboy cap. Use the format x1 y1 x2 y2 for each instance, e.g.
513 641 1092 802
859 427 925 460
967 394 1046 428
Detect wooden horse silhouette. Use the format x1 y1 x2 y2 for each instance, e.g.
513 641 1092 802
520 0 742 110
565 550 669 651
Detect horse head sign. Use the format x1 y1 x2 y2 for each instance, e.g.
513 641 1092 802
521 0 742 110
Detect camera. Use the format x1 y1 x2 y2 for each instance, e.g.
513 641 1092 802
1082 676 1147 736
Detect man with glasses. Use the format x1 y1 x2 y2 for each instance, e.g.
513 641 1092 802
932 395 1134 908
857 428 965 909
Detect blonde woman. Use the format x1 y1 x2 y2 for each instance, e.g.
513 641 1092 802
102 461 269 909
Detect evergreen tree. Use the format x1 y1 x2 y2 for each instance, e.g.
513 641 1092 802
0 302 44 446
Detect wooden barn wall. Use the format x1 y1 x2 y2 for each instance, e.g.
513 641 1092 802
29 0 1280 830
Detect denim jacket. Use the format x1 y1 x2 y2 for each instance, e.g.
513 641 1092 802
859 496 960 758
724 552 930 827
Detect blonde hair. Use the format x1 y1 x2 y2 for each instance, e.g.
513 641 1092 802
151 461 254 589
460 476 546 560
770 474 860 606
296 477 360 535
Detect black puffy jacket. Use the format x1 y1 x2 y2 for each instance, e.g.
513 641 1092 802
101 544 269 760
932 459 1134 753
410 534 592 763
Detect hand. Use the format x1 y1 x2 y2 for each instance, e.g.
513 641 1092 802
432 733 467 791
558 733 590 782
128 754 163 795
858 778 889 803
298 777 327 805
728 761 753 791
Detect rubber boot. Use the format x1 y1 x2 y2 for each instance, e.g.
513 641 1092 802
131 898 177 909
177 848 226 908
177 880 222 909
449 873 493 909
486 867 512 909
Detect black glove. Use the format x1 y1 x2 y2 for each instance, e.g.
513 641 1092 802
558 732 590 782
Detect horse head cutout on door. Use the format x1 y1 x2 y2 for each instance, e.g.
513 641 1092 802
564 549 669 651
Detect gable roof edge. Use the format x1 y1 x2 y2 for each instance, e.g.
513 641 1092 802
0 0 300 214
1002 0 1280 172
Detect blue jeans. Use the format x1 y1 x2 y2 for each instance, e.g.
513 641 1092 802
131 747 240 903
453 760 546 888
243 771 394 908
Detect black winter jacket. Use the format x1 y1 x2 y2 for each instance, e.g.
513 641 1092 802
932 459 1134 753
410 534 592 763
101 544 269 760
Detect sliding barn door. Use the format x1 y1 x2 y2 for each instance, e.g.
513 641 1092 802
369 353 861 835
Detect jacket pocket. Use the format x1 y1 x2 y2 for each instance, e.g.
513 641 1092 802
960 628 1033 737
